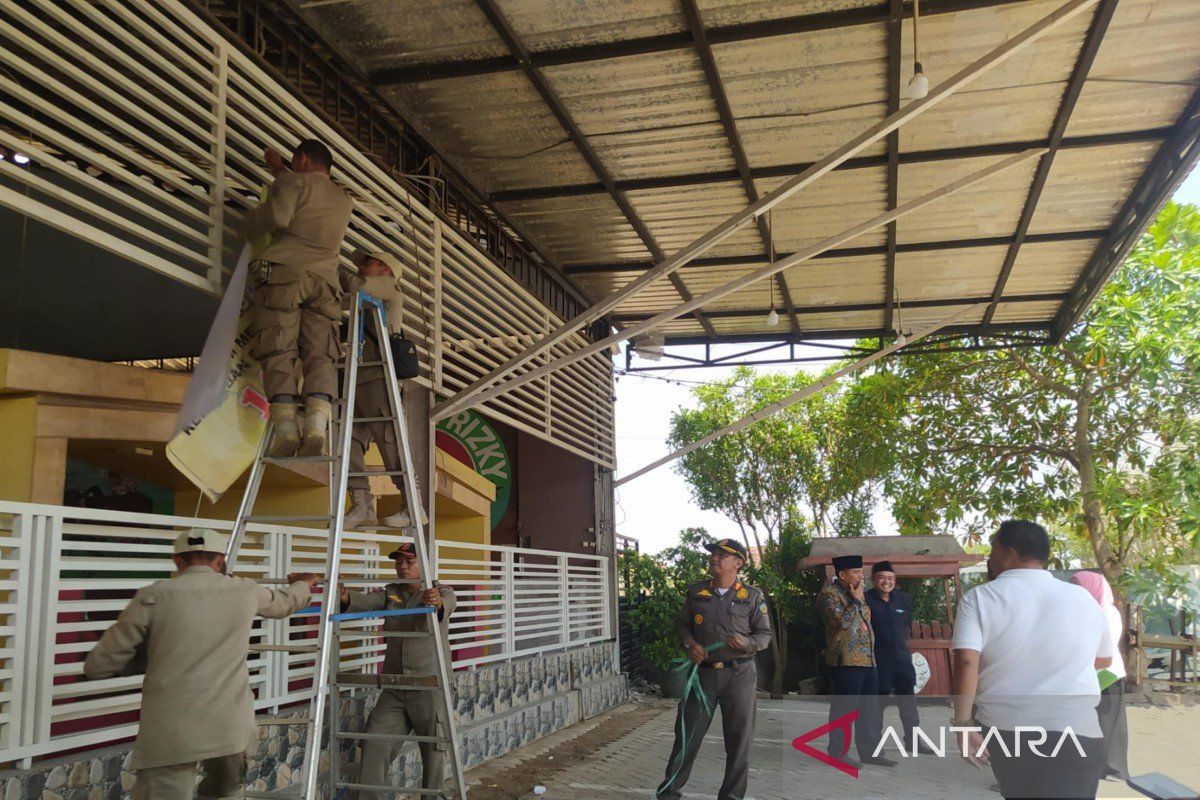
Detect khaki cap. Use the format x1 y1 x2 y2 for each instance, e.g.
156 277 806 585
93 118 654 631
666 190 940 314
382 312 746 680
173 528 229 555
350 250 402 279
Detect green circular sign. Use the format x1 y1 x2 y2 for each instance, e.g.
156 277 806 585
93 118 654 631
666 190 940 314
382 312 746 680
435 410 512 531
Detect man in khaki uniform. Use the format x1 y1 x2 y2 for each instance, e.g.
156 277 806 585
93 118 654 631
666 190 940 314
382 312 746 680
339 250 419 530
339 543 456 799
241 139 354 458
84 529 318 799
658 538 772 800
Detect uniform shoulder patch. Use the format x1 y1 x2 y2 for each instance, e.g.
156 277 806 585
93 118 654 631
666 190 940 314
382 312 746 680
758 602 769 616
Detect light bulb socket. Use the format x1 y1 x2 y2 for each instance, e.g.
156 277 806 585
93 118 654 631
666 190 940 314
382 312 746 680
908 68 929 100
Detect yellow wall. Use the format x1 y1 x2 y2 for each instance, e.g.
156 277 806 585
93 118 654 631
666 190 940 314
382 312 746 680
0 396 37 501
175 472 329 524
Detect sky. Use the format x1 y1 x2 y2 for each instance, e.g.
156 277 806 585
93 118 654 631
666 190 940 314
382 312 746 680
613 166 1200 555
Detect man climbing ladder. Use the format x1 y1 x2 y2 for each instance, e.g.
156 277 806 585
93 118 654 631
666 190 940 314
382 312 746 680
242 139 354 459
340 249 425 530
223 288 466 800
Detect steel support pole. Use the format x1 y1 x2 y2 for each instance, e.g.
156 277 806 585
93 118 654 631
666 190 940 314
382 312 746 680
614 306 975 486
431 0 1100 422
437 148 1043 417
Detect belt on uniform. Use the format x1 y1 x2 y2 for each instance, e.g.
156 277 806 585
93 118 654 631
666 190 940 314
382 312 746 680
700 657 751 670
249 259 275 281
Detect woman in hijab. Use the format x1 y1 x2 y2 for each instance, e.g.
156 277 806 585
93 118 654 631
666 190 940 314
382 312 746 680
1071 570 1129 781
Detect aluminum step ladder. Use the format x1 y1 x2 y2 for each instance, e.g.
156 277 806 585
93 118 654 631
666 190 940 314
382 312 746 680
224 292 468 800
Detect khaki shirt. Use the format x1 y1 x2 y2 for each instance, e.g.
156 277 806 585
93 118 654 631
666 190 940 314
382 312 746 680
817 581 876 668
83 567 311 769
346 581 456 678
676 579 772 664
340 271 405 385
240 171 353 284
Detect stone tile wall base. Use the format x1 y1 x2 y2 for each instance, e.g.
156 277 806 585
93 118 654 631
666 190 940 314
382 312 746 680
3 642 629 800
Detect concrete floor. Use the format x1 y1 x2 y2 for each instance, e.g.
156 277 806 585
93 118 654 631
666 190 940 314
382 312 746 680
482 696 1200 800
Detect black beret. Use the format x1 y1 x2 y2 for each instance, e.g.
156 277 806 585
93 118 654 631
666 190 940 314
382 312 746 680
872 560 896 575
388 543 416 559
831 554 863 572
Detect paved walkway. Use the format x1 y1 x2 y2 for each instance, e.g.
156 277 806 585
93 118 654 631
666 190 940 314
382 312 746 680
493 697 1200 800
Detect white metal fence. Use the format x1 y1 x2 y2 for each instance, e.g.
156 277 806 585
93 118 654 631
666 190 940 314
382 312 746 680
0 0 614 469
0 501 611 765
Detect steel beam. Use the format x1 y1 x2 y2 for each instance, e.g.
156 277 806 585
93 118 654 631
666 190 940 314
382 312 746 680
1051 85 1200 339
883 0 903 332
623 334 1047 373
488 128 1171 203
982 0 1118 325
655 322 1050 347
436 148 1043 419
614 306 976 485
611 291 1067 322
371 0 1033 85
469 0 716 337
680 0 800 333
564 229 1107 274
431 0 1099 423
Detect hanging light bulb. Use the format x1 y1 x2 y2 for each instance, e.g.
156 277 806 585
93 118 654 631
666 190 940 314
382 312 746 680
765 210 780 326
13 153 30 165
908 62 929 100
907 0 929 100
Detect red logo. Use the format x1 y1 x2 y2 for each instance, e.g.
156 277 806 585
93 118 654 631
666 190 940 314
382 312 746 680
792 710 860 778
240 387 269 421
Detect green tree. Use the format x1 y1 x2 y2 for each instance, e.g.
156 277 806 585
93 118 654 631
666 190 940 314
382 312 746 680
877 202 1200 587
668 368 897 692
620 528 714 674
669 367 898 545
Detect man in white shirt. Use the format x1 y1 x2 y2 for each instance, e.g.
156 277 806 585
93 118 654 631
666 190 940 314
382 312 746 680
951 520 1114 799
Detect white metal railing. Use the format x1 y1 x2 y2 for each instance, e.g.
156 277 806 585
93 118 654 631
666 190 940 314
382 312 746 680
0 0 614 469
0 501 611 765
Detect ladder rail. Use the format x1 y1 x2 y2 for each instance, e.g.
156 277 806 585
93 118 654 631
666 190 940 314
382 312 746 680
227 293 467 799
224 422 273 572
371 301 469 798
298 294 363 800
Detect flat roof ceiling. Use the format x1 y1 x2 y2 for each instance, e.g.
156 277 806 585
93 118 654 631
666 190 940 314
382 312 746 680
288 0 1200 344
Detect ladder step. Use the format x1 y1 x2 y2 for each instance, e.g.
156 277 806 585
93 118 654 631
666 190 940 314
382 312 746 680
336 630 430 640
256 715 313 726
336 731 449 744
339 360 386 368
335 781 449 797
336 672 440 689
262 455 340 464
350 416 398 423
247 514 334 523
250 643 320 653
348 469 406 477
358 524 417 532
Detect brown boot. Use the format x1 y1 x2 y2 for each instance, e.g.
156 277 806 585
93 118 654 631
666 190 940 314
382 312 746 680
298 396 331 457
267 402 300 458
344 489 376 530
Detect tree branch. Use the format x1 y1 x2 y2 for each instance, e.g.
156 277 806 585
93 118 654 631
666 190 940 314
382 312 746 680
1008 351 1077 398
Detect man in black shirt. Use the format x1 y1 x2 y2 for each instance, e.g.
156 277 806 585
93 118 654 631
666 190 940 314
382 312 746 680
865 561 921 753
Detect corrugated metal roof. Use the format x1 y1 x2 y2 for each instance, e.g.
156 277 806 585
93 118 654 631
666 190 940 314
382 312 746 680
288 0 1200 344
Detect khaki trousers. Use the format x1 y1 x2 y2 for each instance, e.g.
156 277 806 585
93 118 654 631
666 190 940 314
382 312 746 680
658 660 757 800
133 753 246 800
348 379 404 493
356 690 447 799
248 267 341 400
